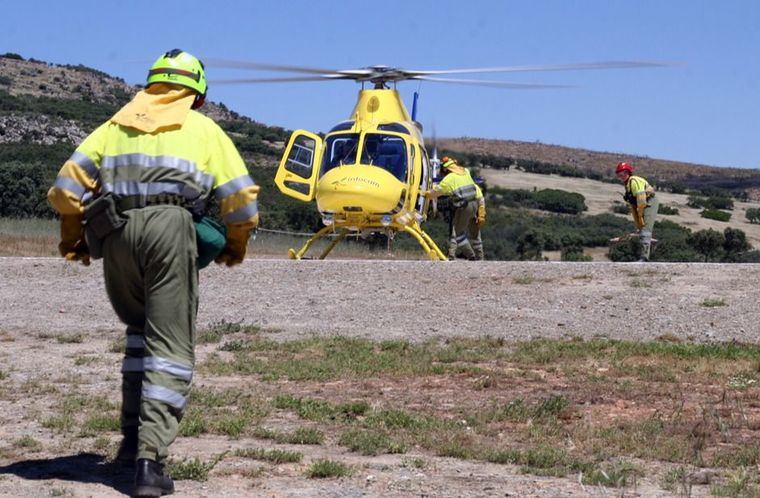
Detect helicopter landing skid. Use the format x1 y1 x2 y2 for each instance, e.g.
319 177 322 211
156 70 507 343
287 223 447 261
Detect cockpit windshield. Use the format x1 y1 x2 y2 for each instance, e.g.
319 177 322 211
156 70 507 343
321 134 359 176
360 134 408 181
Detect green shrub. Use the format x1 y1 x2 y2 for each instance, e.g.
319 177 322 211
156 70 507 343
533 189 587 214
489 187 586 214
700 209 731 222
689 229 726 262
657 205 679 215
0 161 57 217
561 246 592 261
610 202 630 214
746 207 760 224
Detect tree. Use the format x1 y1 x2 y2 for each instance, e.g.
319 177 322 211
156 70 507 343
723 227 751 262
516 230 544 261
689 229 725 262
746 207 760 224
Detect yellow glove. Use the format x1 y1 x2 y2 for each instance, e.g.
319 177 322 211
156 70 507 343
215 226 250 267
476 204 486 227
58 214 90 266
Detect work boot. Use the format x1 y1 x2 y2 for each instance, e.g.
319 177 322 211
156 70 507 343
133 459 174 497
115 426 138 465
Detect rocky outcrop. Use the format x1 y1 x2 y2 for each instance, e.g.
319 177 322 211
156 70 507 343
0 113 87 144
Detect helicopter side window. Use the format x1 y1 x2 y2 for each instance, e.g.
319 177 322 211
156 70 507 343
360 134 407 181
284 135 316 178
321 134 359 176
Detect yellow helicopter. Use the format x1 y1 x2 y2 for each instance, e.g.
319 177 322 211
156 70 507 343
209 60 672 260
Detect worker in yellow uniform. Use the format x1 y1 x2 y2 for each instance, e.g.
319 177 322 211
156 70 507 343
426 156 485 260
616 161 658 261
47 49 259 497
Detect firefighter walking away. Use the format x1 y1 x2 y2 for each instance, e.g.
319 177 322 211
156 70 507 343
48 49 259 497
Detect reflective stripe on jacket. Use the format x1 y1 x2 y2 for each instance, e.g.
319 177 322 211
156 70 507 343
48 109 258 229
436 169 483 204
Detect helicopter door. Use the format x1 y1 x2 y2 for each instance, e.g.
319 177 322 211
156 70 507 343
416 145 431 216
275 130 323 202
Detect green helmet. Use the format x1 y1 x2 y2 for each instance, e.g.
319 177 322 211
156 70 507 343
147 49 207 96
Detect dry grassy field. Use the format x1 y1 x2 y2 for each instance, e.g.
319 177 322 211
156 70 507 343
481 168 760 251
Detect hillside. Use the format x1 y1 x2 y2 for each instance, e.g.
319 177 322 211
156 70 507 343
439 137 760 199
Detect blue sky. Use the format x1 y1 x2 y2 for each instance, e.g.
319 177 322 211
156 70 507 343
2 0 759 169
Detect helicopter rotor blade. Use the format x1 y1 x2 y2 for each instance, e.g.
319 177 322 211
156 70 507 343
209 75 351 85
203 58 347 75
401 60 677 77
413 76 575 89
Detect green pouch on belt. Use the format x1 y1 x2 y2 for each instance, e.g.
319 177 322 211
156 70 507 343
195 217 227 269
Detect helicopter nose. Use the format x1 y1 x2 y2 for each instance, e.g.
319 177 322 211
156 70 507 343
316 165 404 213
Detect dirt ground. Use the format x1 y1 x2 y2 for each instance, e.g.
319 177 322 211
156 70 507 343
0 257 758 497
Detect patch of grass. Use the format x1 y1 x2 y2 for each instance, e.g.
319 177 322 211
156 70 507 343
197 320 260 344
581 461 640 488
251 425 325 445
273 395 369 422
233 447 302 464
728 372 758 390
108 338 125 354
73 355 98 366
629 279 651 288
50 488 74 497
201 336 504 381
662 466 690 494
712 447 760 468
364 408 433 430
306 459 352 478
284 427 325 445
510 338 760 364
701 297 727 307
584 417 691 464
711 468 760 497
571 274 593 280
338 428 406 455
42 413 76 433
476 395 571 425
56 333 84 344
486 446 579 476
13 435 42 451
92 436 110 452
513 275 535 285
178 409 208 437
210 413 249 438
166 454 224 481
42 394 117 435
0 370 7 380
401 457 427 469
80 413 120 436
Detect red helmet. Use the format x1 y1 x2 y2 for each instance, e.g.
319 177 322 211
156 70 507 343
616 162 633 175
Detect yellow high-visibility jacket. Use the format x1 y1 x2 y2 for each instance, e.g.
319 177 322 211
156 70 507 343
48 94 258 233
624 175 654 229
434 168 483 204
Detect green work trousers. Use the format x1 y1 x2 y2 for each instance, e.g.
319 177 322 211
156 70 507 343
102 205 198 463
448 200 483 260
